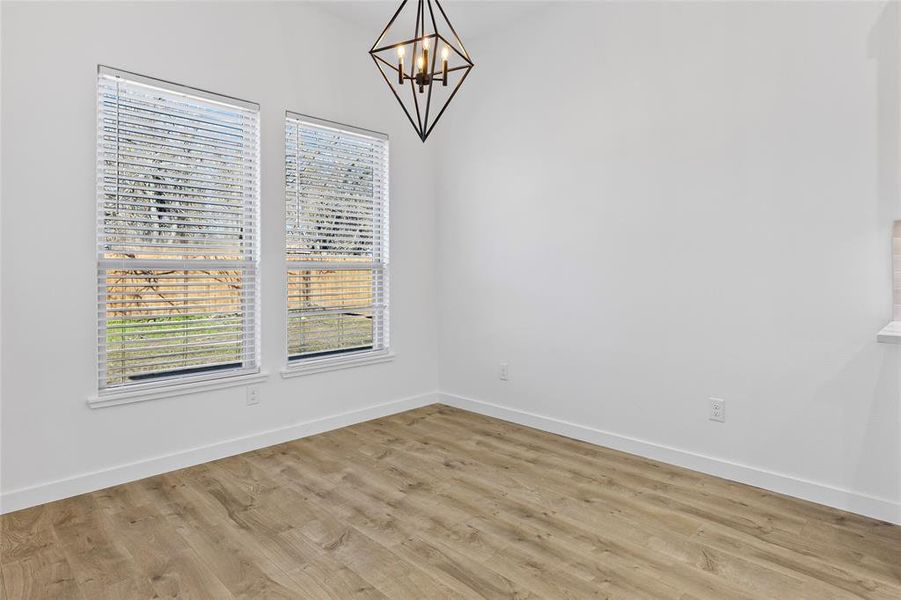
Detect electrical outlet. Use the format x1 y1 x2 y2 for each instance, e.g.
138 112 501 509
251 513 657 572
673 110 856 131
498 362 509 381
709 397 725 422
246 386 260 406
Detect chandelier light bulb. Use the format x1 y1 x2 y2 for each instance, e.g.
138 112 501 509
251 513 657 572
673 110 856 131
397 45 405 84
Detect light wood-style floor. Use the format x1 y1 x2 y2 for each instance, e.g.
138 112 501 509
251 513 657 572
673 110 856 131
1 404 899 599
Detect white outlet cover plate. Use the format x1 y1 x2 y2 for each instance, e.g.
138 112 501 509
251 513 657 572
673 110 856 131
247 387 260 405
709 397 725 422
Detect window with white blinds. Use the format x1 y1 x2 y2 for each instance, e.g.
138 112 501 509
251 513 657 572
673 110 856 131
285 113 389 364
97 67 260 392
894 221 900 322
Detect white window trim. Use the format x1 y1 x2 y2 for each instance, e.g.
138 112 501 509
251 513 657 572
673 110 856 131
281 350 395 378
877 221 901 344
283 112 390 374
877 322 901 344
89 370 269 408
94 66 261 401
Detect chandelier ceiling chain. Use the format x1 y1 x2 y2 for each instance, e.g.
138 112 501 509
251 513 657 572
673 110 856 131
369 0 474 142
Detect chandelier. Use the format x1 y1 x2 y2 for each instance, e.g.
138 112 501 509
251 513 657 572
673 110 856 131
369 0 474 142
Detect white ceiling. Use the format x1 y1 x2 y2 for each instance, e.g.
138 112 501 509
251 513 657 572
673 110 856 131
312 0 553 42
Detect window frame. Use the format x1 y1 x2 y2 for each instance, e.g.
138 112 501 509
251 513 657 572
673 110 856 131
283 112 392 375
893 221 900 322
877 221 901 344
93 66 262 403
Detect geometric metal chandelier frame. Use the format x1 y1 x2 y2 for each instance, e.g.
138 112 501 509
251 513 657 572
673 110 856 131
369 0 474 142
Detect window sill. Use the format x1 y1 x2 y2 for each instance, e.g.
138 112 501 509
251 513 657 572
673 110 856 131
88 371 270 409
281 351 395 378
877 322 901 344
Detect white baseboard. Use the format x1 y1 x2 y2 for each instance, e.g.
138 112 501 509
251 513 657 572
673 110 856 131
6 390 898 526
0 391 438 515
438 392 901 526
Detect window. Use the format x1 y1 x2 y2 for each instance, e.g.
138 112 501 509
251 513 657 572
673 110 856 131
878 221 901 343
97 67 260 393
894 221 900 322
285 114 389 367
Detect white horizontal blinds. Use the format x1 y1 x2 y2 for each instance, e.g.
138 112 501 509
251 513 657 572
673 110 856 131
286 115 389 360
98 68 260 390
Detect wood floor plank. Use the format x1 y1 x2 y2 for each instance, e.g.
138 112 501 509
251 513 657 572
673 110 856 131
293 517 472 599
152 492 309 599
50 495 157 600
396 408 898 599
392 535 541 599
100 500 235 599
362 419 768 599
0 546 83 600
422 407 901 595
286 424 789 599
418 412 884 597
0 505 57 566
434 407 901 545
2 404 899 599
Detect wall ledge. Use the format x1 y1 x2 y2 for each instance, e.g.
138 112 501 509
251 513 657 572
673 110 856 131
89 371 270 408
877 321 901 344
281 351 395 378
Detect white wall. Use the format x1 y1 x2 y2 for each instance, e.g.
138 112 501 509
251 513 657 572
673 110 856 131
0 1 440 510
435 1 901 523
